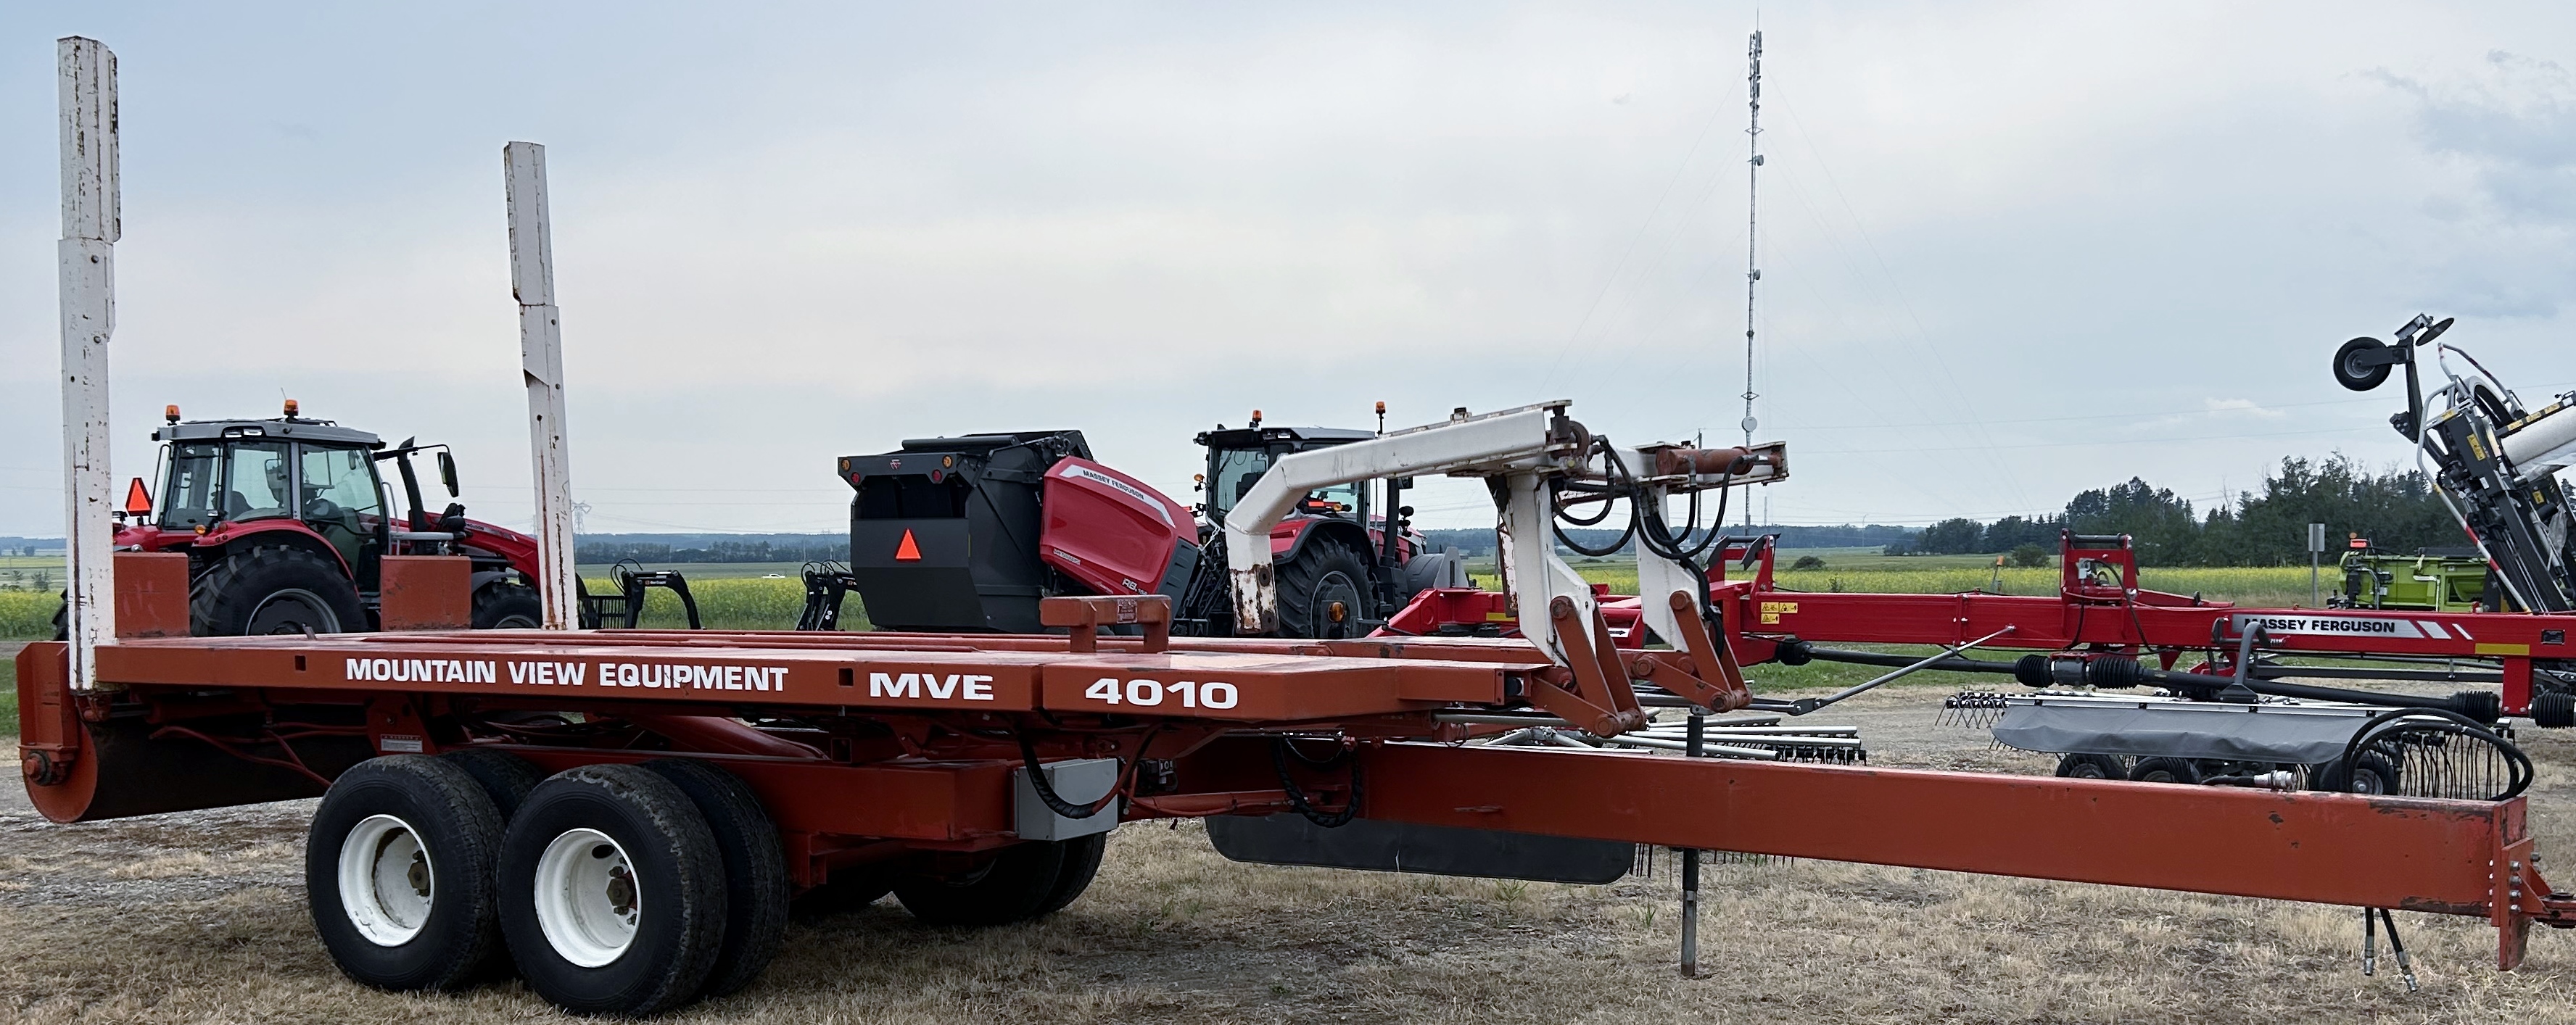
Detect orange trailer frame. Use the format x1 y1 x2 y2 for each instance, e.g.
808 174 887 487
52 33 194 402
19 578 2576 972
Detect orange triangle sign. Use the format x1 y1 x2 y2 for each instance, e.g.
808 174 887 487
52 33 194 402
894 528 922 562
123 477 153 516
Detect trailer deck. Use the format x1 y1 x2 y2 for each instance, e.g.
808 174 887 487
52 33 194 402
23 608 2576 968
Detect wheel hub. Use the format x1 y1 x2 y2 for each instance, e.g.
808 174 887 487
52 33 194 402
248 587 341 634
534 829 641 967
338 813 434 947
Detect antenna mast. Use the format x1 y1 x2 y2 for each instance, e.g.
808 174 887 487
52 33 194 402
1741 29 1764 527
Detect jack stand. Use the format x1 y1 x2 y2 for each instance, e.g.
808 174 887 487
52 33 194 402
1678 708 1705 978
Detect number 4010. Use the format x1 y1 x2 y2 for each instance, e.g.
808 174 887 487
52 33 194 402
1083 676 1239 710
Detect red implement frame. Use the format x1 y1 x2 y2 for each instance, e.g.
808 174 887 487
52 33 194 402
17 588 2576 971
1382 533 2575 715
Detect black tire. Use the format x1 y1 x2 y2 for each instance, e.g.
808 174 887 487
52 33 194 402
51 594 66 641
498 765 729 1016
1274 540 1372 639
1033 831 1107 916
893 840 1070 927
2129 757 2203 785
305 755 508 992
2052 753 2128 780
643 758 788 999
441 747 544 821
192 546 366 636
2333 336 2393 391
473 582 545 630
2318 752 2402 794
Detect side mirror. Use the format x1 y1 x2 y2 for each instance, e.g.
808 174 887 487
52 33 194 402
437 452 460 497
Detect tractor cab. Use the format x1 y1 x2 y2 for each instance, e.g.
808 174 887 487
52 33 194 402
1192 414 1466 636
146 409 400 577
106 402 543 636
1195 422 1381 528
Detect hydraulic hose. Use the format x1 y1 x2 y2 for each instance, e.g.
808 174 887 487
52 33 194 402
1271 736 1363 828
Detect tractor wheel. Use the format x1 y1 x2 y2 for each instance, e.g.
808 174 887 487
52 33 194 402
2052 753 2128 780
2128 757 2203 785
192 547 366 636
472 583 545 630
51 594 65 641
1274 541 1372 639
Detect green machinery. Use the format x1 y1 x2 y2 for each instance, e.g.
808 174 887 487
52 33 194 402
2334 543 2495 612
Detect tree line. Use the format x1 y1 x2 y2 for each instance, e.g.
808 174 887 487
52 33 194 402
1419 523 1916 559
564 455 2461 570
1893 455 2461 565
576 537 847 565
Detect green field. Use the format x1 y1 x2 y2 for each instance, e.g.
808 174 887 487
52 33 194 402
581 573 869 631
577 561 815 581
1 591 54 639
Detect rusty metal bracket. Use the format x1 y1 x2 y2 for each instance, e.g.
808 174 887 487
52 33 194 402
1042 595 1173 654
1535 596 1646 736
16 644 82 785
1625 592 1751 713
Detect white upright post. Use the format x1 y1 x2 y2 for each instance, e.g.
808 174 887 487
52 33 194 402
58 37 118 690
505 142 579 628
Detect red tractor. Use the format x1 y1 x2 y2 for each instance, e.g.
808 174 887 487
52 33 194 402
1185 415 1468 636
90 402 547 636
812 412 1468 641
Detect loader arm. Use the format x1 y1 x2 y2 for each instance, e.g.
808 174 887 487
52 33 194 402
1223 403 1571 636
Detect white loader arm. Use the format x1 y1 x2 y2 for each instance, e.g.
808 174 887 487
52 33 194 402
1225 403 1569 635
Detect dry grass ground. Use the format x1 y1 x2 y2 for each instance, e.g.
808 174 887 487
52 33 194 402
9 687 2576 1024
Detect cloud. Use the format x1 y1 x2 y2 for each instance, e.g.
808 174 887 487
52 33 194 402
2370 50 2576 317
2204 398 2290 420
8 3 2576 537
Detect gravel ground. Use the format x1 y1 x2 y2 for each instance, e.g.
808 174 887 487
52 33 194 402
9 682 2576 1024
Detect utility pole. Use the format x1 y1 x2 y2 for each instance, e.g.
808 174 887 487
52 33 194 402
505 142 580 628
1740 30 1764 528
57 36 117 691
2309 523 2327 607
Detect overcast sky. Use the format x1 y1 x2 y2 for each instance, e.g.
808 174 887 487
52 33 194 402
4 2 2574 537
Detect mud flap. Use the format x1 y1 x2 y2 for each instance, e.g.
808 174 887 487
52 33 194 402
1205 814 1632 884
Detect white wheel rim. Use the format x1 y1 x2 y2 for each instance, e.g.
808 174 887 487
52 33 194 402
338 813 434 946
533 828 640 968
